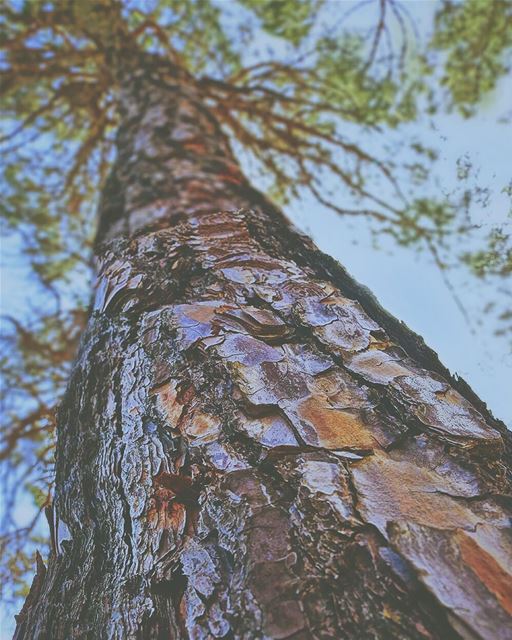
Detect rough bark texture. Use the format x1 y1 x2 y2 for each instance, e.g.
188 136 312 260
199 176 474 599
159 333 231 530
15 56 512 640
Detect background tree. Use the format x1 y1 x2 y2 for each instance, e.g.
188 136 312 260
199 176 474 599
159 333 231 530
1 0 511 637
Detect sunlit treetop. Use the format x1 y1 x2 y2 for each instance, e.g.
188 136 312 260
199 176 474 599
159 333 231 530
1 0 511 606
2 0 510 261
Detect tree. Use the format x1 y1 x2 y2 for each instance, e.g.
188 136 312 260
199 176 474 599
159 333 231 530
1 0 511 638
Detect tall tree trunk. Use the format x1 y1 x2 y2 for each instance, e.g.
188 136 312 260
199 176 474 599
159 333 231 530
15 55 512 640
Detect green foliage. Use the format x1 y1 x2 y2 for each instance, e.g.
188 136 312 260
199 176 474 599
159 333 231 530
462 228 512 278
139 0 243 74
314 33 420 127
388 198 456 247
431 0 512 116
238 0 322 45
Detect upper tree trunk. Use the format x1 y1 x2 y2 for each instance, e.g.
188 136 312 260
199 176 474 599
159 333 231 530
15 54 512 640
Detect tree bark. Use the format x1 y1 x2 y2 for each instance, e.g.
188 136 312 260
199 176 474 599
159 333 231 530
15 55 512 640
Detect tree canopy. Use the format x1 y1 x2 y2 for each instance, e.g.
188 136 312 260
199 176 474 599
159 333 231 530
1 0 511 613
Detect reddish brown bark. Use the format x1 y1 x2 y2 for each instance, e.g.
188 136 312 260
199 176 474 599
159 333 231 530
15 54 512 640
